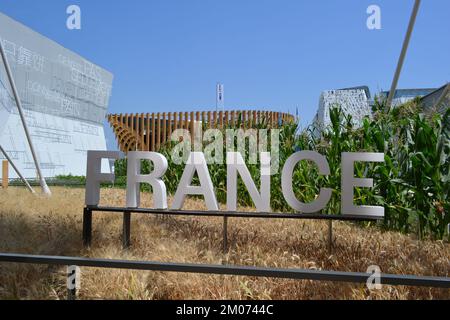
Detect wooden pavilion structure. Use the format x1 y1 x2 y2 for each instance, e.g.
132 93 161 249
107 110 295 153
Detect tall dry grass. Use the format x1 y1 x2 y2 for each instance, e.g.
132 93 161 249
0 187 448 300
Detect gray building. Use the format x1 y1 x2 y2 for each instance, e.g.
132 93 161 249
378 88 436 107
420 84 450 116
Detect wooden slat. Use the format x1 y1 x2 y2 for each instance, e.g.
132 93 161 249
135 114 139 150
219 111 223 129
156 112 161 150
145 113 150 151
224 111 229 128
190 111 195 143
140 113 145 150
201 111 206 131
112 120 118 150
195 111 201 149
184 112 189 131
208 111 212 129
151 112 156 151
174 112 178 133
117 114 121 151
168 112 172 144
2 160 8 189
125 114 129 151
162 112 167 145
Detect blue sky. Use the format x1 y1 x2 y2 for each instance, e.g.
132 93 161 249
0 0 449 149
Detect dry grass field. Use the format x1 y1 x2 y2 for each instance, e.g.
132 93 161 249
0 186 448 300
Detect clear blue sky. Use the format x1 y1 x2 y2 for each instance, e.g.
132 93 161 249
0 0 449 149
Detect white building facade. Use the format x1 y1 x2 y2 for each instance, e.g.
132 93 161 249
0 13 113 178
312 87 372 137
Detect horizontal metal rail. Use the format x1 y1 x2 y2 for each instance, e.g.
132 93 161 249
87 206 381 221
0 252 448 288
83 206 382 252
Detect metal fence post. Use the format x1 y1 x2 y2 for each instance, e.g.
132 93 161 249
123 211 131 249
223 216 228 254
82 207 92 248
328 220 333 254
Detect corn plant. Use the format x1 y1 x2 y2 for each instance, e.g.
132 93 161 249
114 103 450 239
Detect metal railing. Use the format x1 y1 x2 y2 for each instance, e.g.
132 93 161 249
0 252 448 300
1 206 448 300
83 206 382 252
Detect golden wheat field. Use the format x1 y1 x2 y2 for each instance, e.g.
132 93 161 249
0 186 448 300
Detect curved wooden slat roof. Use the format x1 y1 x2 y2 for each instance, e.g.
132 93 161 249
107 110 295 153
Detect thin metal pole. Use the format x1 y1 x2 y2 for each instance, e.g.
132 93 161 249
0 40 51 195
327 220 333 254
223 216 228 254
0 144 35 193
123 212 131 249
88 206 381 222
82 207 92 248
386 0 421 110
1 252 448 288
